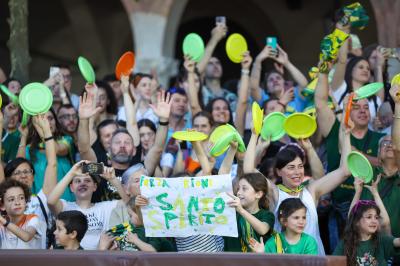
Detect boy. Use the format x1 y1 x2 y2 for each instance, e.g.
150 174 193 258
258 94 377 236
47 161 129 250
54 210 88 250
0 179 45 249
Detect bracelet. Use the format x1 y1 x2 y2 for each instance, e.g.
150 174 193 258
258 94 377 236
241 69 250 75
335 109 343 115
44 136 54 142
277 101 286 108
3 219 10 227
159 120 169 126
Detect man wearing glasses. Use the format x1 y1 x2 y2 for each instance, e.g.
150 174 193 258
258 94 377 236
57 104 79 160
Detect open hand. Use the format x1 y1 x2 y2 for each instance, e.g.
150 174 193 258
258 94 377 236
226 192 243 212
149 90 172 121
79 92 102 119
249 237 265 253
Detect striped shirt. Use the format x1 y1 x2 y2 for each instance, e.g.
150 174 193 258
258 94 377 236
175 235 224 252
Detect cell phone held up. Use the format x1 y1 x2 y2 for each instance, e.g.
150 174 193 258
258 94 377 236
215 16 226 26
81 162 104 176
266 36 278 57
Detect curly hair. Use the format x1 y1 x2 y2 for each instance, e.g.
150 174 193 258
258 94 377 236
344 202 380 266
0 179 31 205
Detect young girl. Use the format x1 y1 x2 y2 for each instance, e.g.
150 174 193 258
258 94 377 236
0 179 45 249
333 176 397 265
226 172 275 252
249 198 318 255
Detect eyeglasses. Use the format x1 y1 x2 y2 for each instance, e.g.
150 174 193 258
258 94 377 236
12 169 34 176
59 114 78 120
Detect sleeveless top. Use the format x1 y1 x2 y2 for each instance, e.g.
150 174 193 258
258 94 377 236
274 188 325 255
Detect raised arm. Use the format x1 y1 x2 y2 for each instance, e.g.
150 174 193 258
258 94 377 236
250 46 272 102
77 93 101 162
298 138 325 180
121 75 140 147
192 141 211 175
364 175 391 235
15 125 28 159
47 161 85 215
32 115 57 195
308 112 351 201
315 67 336 137
145 91 171 175
219 141 238 175
184 56 202 115
102 167 129 203
273 45 308 90
244 131 277 207
390 84 400 169
348 178 363 218
330 39 349 91
235 51 252 136
372 48 385 101
197 24 227 75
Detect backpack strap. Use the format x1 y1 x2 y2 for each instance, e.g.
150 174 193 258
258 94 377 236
37 195 49 227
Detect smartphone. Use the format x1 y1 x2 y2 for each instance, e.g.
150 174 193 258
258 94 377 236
215 16 226 26
49 66 60 78
81 162 104 175
266 37 277 50
179 141 188 150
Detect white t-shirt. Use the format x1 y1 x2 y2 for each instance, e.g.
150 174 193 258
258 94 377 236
61 200 118 250
0 214 45 249
117 106 159 125
25 190 51 248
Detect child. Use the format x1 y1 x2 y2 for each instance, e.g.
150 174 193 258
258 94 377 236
54 210 88 250
250 198 318 255
225 172 275 252
333 177 400 265
0 179 45 249
47 161 129 250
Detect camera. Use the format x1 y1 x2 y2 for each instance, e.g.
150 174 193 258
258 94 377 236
81 162 104 175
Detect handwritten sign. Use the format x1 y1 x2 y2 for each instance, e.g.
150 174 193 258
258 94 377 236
140 175 238 237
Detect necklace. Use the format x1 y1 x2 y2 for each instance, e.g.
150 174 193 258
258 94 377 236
277 184 304 194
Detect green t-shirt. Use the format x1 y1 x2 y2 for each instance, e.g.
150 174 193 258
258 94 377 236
333 234 398 265
26 135 75 201
325 119 384 203
224 209 275 252
264 232 318 255
361 167 400 237
2 130 21 163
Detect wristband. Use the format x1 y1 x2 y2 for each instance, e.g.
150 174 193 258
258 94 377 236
241 69 250 75
159 120 169 126
44 136 54 142
277 101 286 108
3 219 10 227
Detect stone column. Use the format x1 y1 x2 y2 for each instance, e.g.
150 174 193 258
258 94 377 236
120 0 187 88
370 0 400 47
